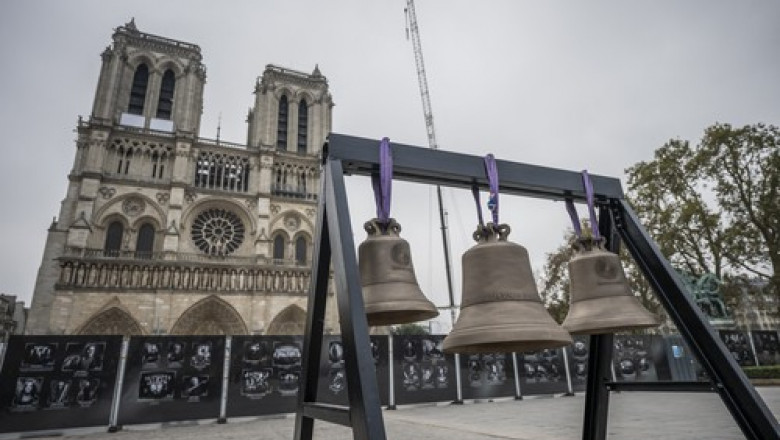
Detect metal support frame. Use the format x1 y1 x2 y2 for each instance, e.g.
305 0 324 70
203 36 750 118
294 133 780 440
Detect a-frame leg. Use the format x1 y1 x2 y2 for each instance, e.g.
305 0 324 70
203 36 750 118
581 205 618 440
294 159 387 440
613 198 780 440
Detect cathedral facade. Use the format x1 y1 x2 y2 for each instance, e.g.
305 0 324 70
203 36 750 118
26 21 339 336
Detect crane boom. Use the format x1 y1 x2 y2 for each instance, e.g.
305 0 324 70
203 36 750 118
405 0 457 327
405 0 439 151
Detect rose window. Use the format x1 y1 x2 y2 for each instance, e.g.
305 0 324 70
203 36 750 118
191 208 245 256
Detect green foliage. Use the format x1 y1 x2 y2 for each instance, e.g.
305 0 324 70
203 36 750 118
391 323 430 335
743 365 780 379
626 122 779 311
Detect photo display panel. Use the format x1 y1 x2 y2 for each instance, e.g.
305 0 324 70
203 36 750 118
225 335 302 417
315 335 389 406
565 336 590 393
392 335 457 405
718 330 756 367
0 335 122 433
612 335 671 382
751 331 779 366
459 351 516 400
117 336 225 425
519 347 568 396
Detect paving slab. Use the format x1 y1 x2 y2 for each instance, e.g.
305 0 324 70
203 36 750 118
5 387 780 440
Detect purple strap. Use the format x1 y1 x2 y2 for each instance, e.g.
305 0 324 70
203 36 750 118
484 154 499 225
371 137 392 226
565 198 583 237
582 170 601 240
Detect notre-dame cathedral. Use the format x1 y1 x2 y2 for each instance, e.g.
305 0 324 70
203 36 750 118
25 20 340 336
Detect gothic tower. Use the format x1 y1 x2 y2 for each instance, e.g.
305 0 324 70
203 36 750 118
26 20 338 336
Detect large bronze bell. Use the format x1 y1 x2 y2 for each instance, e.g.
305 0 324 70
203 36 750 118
359 218 439 326
562 238 659 334
443 224 572 354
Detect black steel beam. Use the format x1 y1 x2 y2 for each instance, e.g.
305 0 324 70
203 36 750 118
326 133 624 201
294 173 333 440
612 198 780 440
302 403 351 427
325 159 388 440
605 381 714 392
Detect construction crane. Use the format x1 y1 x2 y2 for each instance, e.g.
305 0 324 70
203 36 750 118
405 0 457 327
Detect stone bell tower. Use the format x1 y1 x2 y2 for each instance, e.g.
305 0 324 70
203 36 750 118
26 20 338 336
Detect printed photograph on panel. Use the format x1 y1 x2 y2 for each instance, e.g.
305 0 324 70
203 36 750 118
62 342 105 372
20 343 56 371
141 342 162 368
401 339 418 362
277 367 300 397
138 371 176 401
719 331 756 366
272 342 301 368
190 342 212 370
243 341 269 365
12 377 43 410
328 341 344 367
328 367 346 394
240 369 272 398
181 375 209 400
75 379 100 406
47 379 73 408
402 362 420 391
570 338 589 382
434 364 449 388
421 338 444 362
167 342 185 368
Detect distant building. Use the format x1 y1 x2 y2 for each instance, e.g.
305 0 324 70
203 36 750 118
0 294 26 342
26 20 339 335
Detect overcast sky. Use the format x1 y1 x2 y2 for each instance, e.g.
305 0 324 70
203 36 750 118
1 1 778 330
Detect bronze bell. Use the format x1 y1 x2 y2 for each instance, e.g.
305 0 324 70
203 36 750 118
443 224 572 354
562 238 659 334
359 218 439 326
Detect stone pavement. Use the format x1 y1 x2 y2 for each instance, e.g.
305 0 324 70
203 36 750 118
8 387 780 440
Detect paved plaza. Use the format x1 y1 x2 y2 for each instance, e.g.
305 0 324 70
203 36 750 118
6 387 780 440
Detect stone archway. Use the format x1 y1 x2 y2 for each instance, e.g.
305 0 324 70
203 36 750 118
77 307 144 335
267 304 306 335
169 295 249 335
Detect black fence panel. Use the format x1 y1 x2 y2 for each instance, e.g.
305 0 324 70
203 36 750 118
225 335 302 418
117 336 225 425
0 335 122 433
719 330 757 367
315 335 389 406
519 348 568 395
751 331 780 366
459 352 516 400
392 335 457 405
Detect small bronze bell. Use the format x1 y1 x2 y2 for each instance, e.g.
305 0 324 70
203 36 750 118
359 218 439 326
562 238 659 334
443 224 572 354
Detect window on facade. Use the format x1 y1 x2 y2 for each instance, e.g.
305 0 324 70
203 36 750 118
128 64 149 115
115 146 133 175
156 69 176 120
277 95 288 150
105 221 124 256
295 236 307 265
297 100 308 154
191 208 245 256
151 151 165 179
273 235 285 261
136 223 155 258
194 151 250 192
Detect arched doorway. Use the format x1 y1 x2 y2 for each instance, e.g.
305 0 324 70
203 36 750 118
77 307 144 335
169 296 249 335
267 304 306 335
